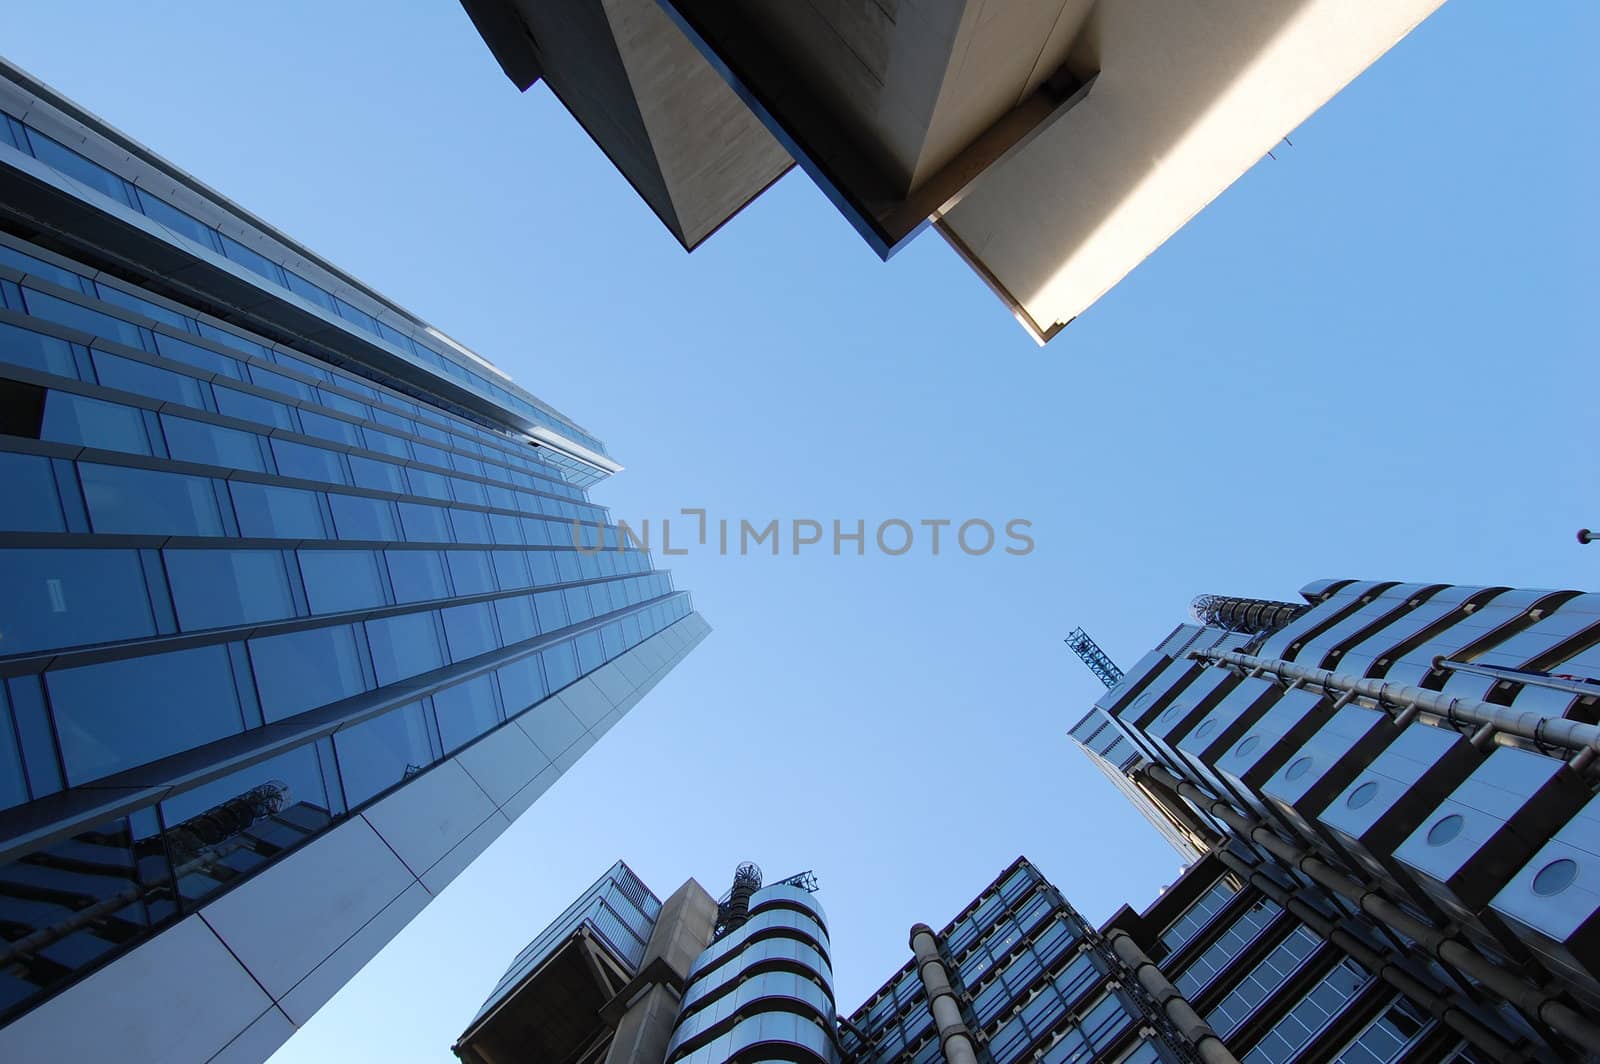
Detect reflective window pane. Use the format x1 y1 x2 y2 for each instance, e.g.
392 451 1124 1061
442 602 497 662
161 414 264 472
230 481 326 539
40 392 148 455
248 624 368 722
493 596 537 645
433 675 497 753
270 438 345 485
165 548 295 631
386 549 448 604
496 654 546 715
542 640 579 692
333 702 431 805
298 549 386 615
366 610 444 686
81 462 222 536
47 644 243 784
0 548 154 654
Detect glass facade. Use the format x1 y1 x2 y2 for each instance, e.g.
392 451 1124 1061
0 60 702 1050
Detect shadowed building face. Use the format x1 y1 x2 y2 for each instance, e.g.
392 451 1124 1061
461 0 1448 342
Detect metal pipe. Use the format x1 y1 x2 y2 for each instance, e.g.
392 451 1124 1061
1434 657 1600 702
1189 649 1600 759
1139 763 1600 1055
1210 849 1520 1061
1103 929 1238 1064
909 924 980 1064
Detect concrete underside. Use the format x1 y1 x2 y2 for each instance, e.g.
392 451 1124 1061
466 0 1448 343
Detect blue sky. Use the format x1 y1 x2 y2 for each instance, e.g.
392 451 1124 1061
6 1 1595 1058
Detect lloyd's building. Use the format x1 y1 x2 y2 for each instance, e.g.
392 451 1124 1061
0 59 707 1063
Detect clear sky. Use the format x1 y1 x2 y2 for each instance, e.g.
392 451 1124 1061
5 1 1595 1059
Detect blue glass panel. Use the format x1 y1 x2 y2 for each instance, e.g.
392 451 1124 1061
450 508 491 544
386 550 447 604
271 352 332 383
433 675 498 753
542 641 579 692
23 129 131 205
283 269 335 312
398 502 451 543
153 332 240 378
563 588 592 624
40 392 148 455
299 549 386 615
533 591 568 632
489 513 522 546
230 481 326 539
160 414 264 472
529 551 559 585
375 320 415 353
247 364 314 402
575 631 605 673
297 408 360 446
333 298 378 334
446 551 495 596
0 451 64 531
316 387 367 418
349 454 405 493
0 686 28 812
0 243 87 291
0 548 153 653
213 385 294 430
218 234 285 284
405 467 451 501
270 438 345 484
248 624 368 722
328 493 397 542
360 428 409 459
132 188 215 247
47 644 242 784
22 288 144 348
496 654 546 714
365 610 444 686
333 701 431 805
164 548 294 631
450 478 488 507
493 596 537 645
492 550 530 590
442 602 497 662
410 441 448 467
81 463 222 536
92 351 204 406
196 320 270 361
0 320 78 377
92 285 188 331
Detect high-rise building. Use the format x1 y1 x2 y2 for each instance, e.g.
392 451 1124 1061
0 60 707 1063
454 858 1213 1064
1068 578 1600 1062
459 0 1449 342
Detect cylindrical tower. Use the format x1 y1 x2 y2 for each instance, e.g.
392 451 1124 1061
664 877 839 1064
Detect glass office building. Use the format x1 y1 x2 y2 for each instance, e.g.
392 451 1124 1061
0 59 707 1063
1068 578 1600 1062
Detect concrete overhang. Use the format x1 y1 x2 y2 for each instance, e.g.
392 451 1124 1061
463 0 1449 343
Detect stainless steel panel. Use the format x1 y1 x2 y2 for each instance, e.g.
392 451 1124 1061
361 759 498 879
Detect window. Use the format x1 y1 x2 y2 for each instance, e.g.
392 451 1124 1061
0 450 64 531
165 548 295 630
433 675 499 752
91 350 204 406
399 501 451 543
161 414 264 471
405 467 452 501
1334 998 1430 1064
496 654 547 714
270 438 345 484
446 550 495 596
442 602 498 662
1176 901 1282 996
230 481 326 539
365 611 444 686
386 549 448 603
0 320 78 378
333 701 432 805
349 453 405 493
154 332 240 378
1245 959 1371 1063
81 462 223 536
47 644 243 784
491 550 530 590
247 624 368 722
0 548 154 653
298 549 386 615
298 408 360 446
213 384 294 430
328 493 398 541
493 596 537 645
23 288 145 349
1207 928 1322 1037
218 233 285 284
542 640 579 692
449 507 491 544
1162 879 1238 952
533 590 568 632
41 391 148 454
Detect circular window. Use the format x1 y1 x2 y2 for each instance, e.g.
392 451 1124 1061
1426 814 1464 846
1286 756 1314 781
1533 858 1579 897
1347 781 1381 809
1161 703 1186 722
1235 736 1261 760
1195 719 1217 739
